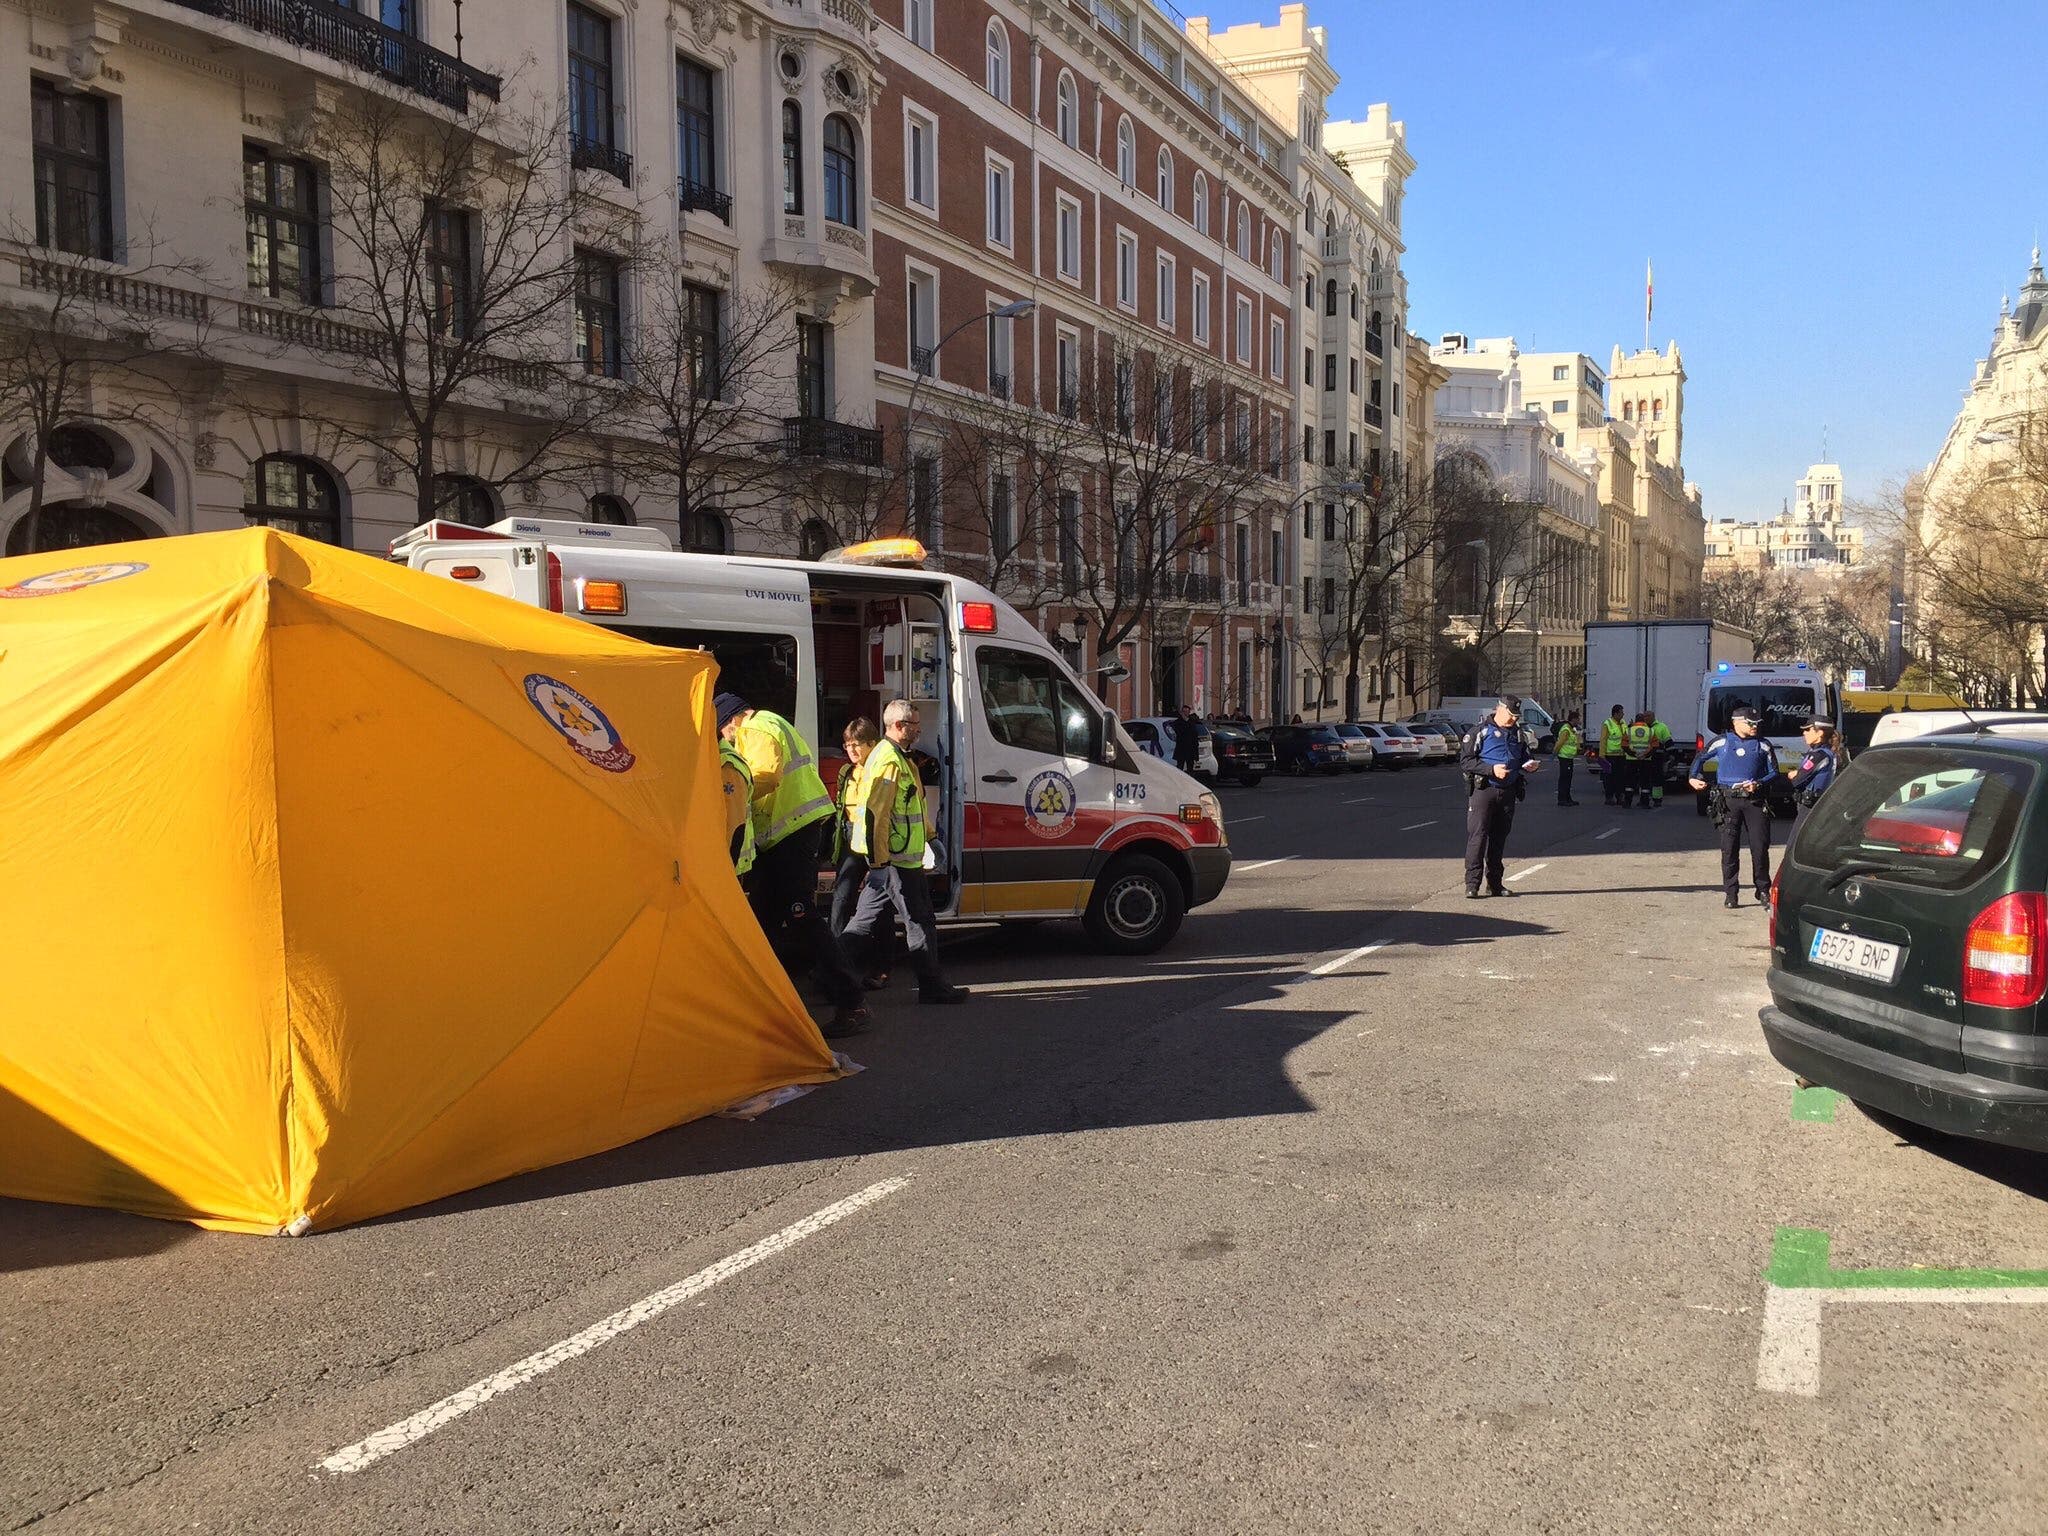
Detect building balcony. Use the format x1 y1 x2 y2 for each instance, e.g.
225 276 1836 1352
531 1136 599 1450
1364 403 1384 429
988 372 1011 401
1364 330 1384 359
572 136 633 186
911 345 934 377
163 0 501 111
783 415 883 468
772 0 878 52
761 215 875 296
677 178 732 221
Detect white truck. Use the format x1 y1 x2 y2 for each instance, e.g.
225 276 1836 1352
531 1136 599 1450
1584 620 1755 798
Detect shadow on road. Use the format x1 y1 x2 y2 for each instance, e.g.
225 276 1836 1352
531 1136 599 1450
0 1087 199 1271
1852 1104 2048 1203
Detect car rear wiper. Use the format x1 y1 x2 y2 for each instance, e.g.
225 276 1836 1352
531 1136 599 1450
1823 859 1910 891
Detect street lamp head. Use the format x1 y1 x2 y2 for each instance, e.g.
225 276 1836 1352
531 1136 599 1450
1464 538 1488 551
992 298 1036 320
1976 430 2018 445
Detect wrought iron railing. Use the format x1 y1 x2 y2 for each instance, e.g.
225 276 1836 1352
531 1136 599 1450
572 136 633 185
911 345 934 376
166 0 501 110
1364 330 1384 359
988 371 1010 401
783 415 883 467
1364 403 1384 429
678 178 732 220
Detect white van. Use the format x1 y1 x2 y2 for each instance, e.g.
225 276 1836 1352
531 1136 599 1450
1694 660 1830 813
393 519 1229 951
1428 696 1558 751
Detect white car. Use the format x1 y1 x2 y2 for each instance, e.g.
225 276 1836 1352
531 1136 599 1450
1352 721 1425 767
1393 722 1451 762
1125 716 1219 778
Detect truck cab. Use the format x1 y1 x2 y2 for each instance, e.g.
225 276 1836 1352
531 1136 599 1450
392 519 1228 952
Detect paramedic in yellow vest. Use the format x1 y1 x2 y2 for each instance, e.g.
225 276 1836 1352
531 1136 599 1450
716 691 869 1037
1599 705 1627 806
719 741 755 877
1553 713 1582 807
840 700 969 1005
1647 711 1673 809
829 717 881 937
1624 714 1655 810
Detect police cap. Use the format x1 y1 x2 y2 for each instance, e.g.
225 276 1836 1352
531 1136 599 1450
1729 704 1761 723
1497 695 1523 718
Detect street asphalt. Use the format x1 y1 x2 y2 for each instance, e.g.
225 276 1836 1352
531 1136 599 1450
7 755 2048 1533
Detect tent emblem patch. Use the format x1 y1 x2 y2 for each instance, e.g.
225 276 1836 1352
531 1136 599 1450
1023 768 1078 839
0 561 148 599
524 673 636 773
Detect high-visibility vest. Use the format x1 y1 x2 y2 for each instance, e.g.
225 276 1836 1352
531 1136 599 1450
1626 723 1653 759
1556 724 1581 759
735 710 835 849
1651 721 1672 747
1600 718 1627 756
851 738 927 866
719 743 756 877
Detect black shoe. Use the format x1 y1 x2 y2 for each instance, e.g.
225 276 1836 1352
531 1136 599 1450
1566 799 1582 806
1724 895 1740 909
822 1006 872 1038
1756 890 1772 905
917 983 970 1005
1488 885 1518 898
1466 888 1486 900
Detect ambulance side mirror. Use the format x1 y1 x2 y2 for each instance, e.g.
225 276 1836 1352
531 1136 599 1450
1102 712 1137 772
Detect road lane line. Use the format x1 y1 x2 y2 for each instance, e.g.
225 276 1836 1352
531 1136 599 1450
1229 815 1266 823
1755 1286 1822 1395
1305 940 1388 978
1343 796 1377 804
319 1176 912 1475
1594 827 1619 841
1504 863 1549 883
1238 856 1297 871
1399 821 1435 831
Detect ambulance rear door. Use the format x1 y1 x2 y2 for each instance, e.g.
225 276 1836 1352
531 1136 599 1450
408 541 550 607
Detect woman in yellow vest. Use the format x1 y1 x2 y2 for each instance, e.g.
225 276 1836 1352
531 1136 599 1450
829 716 882 934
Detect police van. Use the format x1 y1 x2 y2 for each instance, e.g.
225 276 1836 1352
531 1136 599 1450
392 517 1229 952
1694 660 1831 816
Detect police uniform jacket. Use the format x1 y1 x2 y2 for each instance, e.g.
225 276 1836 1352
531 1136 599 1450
1689 733 1778 793
1461 720 1527 788
1791 745 1837 800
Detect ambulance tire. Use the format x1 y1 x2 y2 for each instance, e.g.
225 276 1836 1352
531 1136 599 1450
1084 854 1186 954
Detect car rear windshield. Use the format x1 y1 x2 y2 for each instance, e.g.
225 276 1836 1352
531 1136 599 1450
1707 686 1820 737
1795 747 2035 890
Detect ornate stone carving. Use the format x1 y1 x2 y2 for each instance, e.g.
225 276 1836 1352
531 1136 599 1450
822 59 866 109
374 458 399 489
192 434 217 471
520 480 541 505
688 0 733 47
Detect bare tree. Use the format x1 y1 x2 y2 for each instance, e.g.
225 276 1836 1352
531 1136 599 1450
1309 466 1445 720
1700 565 1808 656
1429 466 1582 698
0 227 217 553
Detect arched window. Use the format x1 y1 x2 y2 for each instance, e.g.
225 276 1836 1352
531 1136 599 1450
984 21 1009 101
1155 147 1172 210
1234 205 1250 260
1349 284 1358 319
244 453 343 544
1303 191 1316 227
431 474 496 528
1303 269 1315 308
781 101 803 215
5 502 157 557
585 493 635 526
1652 398 1664 422
1055 72 1079 147
1622 401 1634 422
1324 209 1335 240
46 423 121 473
684 507 729 552
1191 173 1209 235
798 518 834 561
823 114 859 227
1116 117 1135 187
1324 277 1337 316
1269 230 1286 282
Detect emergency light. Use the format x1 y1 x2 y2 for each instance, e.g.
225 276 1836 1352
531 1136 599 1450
829 537 928 568
960 601 997 633
577 579 627 615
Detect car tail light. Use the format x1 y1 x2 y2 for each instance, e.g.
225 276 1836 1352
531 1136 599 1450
1964 893 2048 1009
1769 868 1781 946
1696 733 1706 754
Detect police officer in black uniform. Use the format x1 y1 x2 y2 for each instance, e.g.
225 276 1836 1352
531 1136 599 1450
1460 696 1540 899
1688 704 1779 908
1784 717 1839 835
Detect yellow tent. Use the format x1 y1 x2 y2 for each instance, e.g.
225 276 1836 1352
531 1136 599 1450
0 528 837 1233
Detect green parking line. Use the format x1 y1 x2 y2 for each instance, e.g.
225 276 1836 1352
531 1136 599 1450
1790 1084 1840 1123
1766 1226 2048 1290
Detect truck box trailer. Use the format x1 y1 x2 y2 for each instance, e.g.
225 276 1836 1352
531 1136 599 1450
1584 620 1755 793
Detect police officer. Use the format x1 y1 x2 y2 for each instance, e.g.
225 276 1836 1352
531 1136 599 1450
1460 696 1540 898
842 699 969 1004
1624 713 1655 809
1554 712 1582 806
1688 704 1778 908
1599 705 1627 805
1647 711 1673 809
1785 717 1839 834
718 691 870 1036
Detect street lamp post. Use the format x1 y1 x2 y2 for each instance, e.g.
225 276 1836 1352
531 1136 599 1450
1463 537 1490 695
900 296 1036 482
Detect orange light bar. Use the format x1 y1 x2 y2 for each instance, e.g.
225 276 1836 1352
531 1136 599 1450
960 601 997 633
1178 804 1206 824
578 579 627 615
832 537 928 567
448 564 485 581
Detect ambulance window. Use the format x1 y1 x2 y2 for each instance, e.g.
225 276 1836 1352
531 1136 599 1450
612 625 799 723
978 646 1100 761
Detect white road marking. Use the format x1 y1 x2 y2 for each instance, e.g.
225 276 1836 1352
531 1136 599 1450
1344 796 1377 804
1594 827 1619 841
319 1176 912 1474
1238 855 1297 871
1755 1285 2048 1396
1400 821 1435 831
1504 863 1549 883
1228 815 1266 823
1304 940 1388 979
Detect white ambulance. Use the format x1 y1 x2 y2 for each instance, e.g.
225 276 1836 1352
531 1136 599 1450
392 518 1230 951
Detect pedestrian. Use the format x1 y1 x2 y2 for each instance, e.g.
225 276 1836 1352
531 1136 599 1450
1171 704 1202 773
829 717 880 937
1289 713 1304 725
1622 713 1655 808
1554 712 1582 805
1785 717 1839 835
841 699 969 1004
1688 703 1778 909
1647 710 1673 809
718 691 870 1036
1460 696 1540 899
1599 705 1627 805
719 736 756 878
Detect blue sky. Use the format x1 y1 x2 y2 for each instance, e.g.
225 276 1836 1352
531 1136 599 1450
1201 1 2048 521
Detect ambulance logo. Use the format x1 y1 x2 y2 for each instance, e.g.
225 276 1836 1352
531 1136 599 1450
0 561 148 599
524 673 636 772
1023 768 1078 839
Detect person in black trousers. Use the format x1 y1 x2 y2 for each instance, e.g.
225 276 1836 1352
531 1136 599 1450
1460 697 1541 898
1171 705 1202 773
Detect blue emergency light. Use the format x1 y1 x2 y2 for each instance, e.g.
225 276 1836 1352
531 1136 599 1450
1717 662 1729 672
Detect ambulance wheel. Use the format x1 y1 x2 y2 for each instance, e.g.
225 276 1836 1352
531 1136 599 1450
1084 854 1186 954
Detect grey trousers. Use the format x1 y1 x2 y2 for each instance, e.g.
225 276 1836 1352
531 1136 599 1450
843 865 944 985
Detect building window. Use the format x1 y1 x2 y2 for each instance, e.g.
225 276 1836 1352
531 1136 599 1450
574 249 623 377
906 268 936 373
797 317 829 418
1552 364 1568 381
684 508 729 551
1192 173 1209 235
425 203 473 337
985 20 1010 100
905 0 932 50
1115 356 1134 433
905 106 937 211
1269 317 1285 379
823 115 859 226
433 475 496 528
1192 272 1210 344
1116 117 1136 187
1191 387 1210 454
1325 278 1337 317
1234 204 1250 260
991 470 1015 555
1056 196 1081 281
1322 577 1336 616
1349 285 1358 319
1156 147 1173 210
988 307 1014 396
244 455 342 544
1056 328 1080 416
986 157 1012 249
1270 230 1287 282
1349 357 1359 394
586 493 636 526
1057 489 1082 593
911 454 938 544
244 145 322 303
1234 295 1252 364
1116 231 1138 310
567 3 617 155
1322 504 1336 540
781 101 804 215
1551 399 1568 414
31 80 112 260
799 518 835 560
682 280 721 395
1323 353 1337 392
1323 430 1335 466
1056 73 1079 147
676 57 719 209
1156 253 1176 327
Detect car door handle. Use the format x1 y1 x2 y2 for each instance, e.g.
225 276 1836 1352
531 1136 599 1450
981 771 1018 784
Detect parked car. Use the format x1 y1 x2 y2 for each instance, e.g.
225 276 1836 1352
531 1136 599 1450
1209 725 1275 786
1352 721 1425 768
1328 723 1379 772
1761 725 2048 1150
1260 723 1351 776
1125 716 1218 778
1390 722 1450 762
1408 720 1466 758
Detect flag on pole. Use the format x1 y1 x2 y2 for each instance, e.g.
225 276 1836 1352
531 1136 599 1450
1645 259 1654 332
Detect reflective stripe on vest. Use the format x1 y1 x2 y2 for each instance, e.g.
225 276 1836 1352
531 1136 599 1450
744 711 835 848
720 742 756 877
851 739 926 864
1626 724 1653 758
